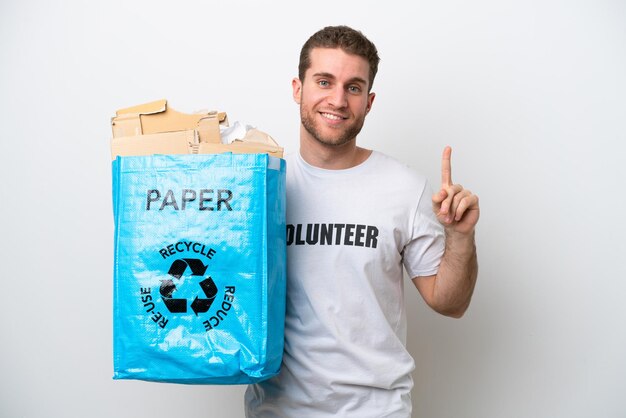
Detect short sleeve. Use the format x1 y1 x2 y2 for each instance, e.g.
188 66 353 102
402 181 445 278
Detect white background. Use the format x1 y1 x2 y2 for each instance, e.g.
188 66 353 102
1 0 625 417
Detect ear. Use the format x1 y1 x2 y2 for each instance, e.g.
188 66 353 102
292 78 302 104
365 92 376 114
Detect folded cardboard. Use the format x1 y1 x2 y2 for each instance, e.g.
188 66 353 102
111 99 283 159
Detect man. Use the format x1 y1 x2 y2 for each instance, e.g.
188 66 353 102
245 25 479 417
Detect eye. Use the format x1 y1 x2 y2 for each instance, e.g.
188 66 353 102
348 85 362 94
318 80 330 87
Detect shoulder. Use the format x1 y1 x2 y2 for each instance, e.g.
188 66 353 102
370 151 429 187
284 151 298 164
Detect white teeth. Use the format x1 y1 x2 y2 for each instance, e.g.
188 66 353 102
322 113 343 121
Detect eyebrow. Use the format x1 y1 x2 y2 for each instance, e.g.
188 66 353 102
312 72 368 86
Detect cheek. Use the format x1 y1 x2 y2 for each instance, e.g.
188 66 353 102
351 98 370 114
301 91 322 106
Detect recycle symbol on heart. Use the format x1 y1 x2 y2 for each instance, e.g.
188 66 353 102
160 258 218 315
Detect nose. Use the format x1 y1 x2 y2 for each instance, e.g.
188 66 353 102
327 86 348 108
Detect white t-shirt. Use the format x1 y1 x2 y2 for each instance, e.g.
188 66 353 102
245 151 445 418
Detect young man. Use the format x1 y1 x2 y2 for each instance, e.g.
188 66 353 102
245 25 479 417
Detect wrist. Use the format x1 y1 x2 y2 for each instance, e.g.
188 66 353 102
443 228 476 257
444 227 475 242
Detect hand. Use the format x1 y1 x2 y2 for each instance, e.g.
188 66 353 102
432 146 480 235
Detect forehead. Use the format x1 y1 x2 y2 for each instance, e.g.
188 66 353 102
306 47 371 86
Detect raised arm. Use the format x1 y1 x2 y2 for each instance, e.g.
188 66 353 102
413 146 479 318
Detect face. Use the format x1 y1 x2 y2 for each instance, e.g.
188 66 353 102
293 47 375 148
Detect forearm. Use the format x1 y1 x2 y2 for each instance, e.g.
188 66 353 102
431 229 478 318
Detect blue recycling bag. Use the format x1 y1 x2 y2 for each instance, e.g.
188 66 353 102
112 153 286 384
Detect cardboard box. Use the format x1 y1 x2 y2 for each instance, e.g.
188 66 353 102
110 99 283 159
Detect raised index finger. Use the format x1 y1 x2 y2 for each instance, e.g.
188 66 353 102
441 146 453 186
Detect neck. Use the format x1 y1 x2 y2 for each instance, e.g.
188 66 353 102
299 129 372 170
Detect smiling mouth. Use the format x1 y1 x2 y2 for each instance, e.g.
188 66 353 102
320 112 347 121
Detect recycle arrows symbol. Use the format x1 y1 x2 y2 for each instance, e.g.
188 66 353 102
191 278 218 316
159 278 186 313
160 258 217 315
